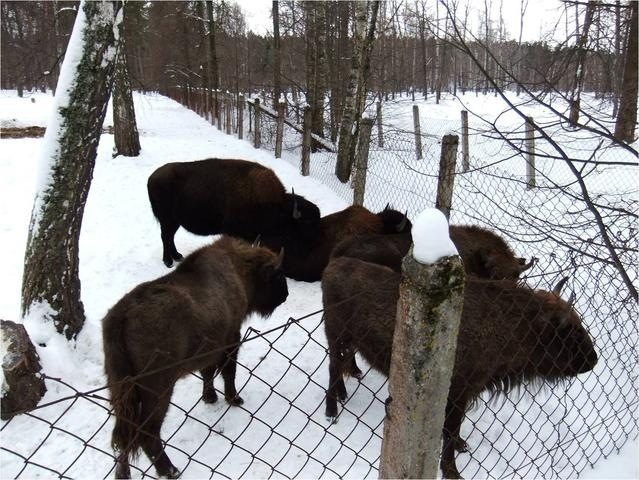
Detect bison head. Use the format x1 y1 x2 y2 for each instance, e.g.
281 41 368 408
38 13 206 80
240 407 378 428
534 277 598 378
285 190 321 239
253 248 288 317
377 205 412 234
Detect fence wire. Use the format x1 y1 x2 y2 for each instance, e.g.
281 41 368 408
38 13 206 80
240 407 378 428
3 89 636 479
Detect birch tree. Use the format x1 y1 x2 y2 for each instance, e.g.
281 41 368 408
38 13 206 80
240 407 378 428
21 0 123 339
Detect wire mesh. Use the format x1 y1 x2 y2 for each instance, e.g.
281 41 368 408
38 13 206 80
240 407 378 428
3 91 636 479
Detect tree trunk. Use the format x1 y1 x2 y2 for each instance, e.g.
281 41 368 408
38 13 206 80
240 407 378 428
20 0 122 340
569 0 596 126
335 1 379 183
272 0 282 109
614 1 638 142
206 1 219 90
113 31 141 157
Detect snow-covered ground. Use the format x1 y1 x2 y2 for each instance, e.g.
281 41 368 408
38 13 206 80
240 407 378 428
0 89 636 479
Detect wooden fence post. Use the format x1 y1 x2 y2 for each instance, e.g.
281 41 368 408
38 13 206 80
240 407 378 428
526 116 536 189
435 134 459 220
275 96 286 158
377 101 384 148
353 118 374 206
225 91 232 135
379 228 465 479
253 97 261 149
301 105 312 176
413 105 423 160
238 94 245 140
461 110 470 172
215 90 221 130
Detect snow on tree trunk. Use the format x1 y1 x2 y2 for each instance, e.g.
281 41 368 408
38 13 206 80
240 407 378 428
113 32 141 157
20 0 123 340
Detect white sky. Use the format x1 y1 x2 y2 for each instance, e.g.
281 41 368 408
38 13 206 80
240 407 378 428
234 0 567 43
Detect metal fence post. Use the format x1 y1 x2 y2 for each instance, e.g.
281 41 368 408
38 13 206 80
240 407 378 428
379 239 465 479
461 110 470 172
377 101 384 148
275 97 286 158
526 116 536 189
413 104 423 160
353 118 374 206
435 134 459 220
253 97 261 149
301 105 312 176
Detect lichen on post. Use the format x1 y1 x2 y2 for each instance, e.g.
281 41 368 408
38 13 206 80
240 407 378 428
379 208 465 479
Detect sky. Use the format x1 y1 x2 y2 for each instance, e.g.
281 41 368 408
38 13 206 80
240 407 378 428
234 0 568 43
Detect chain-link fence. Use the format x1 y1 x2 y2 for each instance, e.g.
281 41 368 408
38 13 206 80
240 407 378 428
3 91 636 479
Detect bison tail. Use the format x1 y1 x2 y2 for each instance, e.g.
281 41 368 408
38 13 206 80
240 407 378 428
103 313 142 465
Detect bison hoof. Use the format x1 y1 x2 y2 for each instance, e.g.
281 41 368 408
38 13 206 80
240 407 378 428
165 466 181 479
226 395 244 406
325 415 338 425
163 258 174 268
173 252 183 262
202 390 218 404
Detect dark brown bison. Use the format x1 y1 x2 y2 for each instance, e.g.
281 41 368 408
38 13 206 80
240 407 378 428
331 224 535 279
261 204 411 282
321 257 597 479
147 158 320 267
103 236 288 479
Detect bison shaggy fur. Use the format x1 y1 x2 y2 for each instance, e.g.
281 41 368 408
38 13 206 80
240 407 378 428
262 205 411 282
147 158 320 267
321 256 597 479
332 224 535 280
103 236 288 479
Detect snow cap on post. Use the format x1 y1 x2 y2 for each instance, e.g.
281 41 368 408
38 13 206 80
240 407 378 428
412 208 458 264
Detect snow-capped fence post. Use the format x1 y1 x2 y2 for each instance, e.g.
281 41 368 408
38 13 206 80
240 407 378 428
379 209 465 480
275 96 286 158
461 110 470 172
353 117 374 206
377 100 384 147
526 116 536 189
253 97 262 149
435 134 459 220
238 94 245 140
301 105 312 176
413 104 423 160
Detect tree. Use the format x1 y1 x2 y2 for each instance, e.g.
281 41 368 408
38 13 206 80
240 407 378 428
21 0 123 339
614 0 637 142
335 0 379 183
569 0 596 126
113 6 141 157
273 0 282 108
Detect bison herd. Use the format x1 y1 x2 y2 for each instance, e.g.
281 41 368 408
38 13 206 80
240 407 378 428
103 157 598 479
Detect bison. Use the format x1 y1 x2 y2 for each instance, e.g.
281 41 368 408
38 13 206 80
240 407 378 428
321 256 597 479
103 236 288 479
261 204 411 282
331 224 536 279
147 158 320 267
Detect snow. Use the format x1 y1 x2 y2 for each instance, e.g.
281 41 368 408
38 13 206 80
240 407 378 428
412 208 459 264
0 89 636 479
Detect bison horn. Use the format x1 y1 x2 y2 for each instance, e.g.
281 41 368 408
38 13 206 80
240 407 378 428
252 235 261 248
274 248 285 270
396 211 408 232
567 291 576 307
552 276 570 296
384 203 390 211
292 189 301 220
518 256 537 273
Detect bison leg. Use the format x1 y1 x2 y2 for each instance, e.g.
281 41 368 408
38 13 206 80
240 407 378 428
325 347 348 421
137 381 180 479
201 365 218 404
115 452 131 479
221 338 244 406
160 221 182 268
441 395 468 479
347 354 363 379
